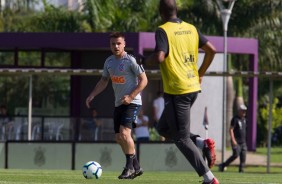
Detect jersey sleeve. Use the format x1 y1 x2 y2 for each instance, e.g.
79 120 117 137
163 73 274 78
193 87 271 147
197 29 208 48
155 27 168 54
130 56 145 75
230 117 237 128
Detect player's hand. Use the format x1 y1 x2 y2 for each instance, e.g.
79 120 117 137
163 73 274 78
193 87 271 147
86 96 94 108
121 95 133 105
232 140 237 147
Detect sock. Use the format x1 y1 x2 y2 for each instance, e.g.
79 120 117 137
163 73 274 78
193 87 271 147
125 154 134 170
196 137 205 149
203 170 214 182
132 154 140 170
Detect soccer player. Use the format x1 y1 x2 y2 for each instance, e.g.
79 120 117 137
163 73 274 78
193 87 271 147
86 32 147 179
143 0 219 183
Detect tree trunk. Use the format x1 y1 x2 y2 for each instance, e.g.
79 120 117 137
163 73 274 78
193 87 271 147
226 75 235 147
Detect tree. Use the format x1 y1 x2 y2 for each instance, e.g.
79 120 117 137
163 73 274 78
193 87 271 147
0 0 40 32
82 0 160 32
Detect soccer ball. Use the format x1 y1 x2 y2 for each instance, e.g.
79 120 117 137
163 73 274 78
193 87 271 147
82 161 102 179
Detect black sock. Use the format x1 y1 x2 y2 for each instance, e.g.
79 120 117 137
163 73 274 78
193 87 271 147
132 154 140 170
125 154 134 170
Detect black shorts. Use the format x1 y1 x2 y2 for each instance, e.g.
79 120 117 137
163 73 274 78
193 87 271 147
113 104 141 133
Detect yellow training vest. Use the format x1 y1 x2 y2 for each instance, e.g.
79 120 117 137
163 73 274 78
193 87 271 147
159 21 201 95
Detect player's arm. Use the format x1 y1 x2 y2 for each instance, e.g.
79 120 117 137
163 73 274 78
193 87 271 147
141 116 149 127
122 72 148 105
198 30 216 83
229 126 237 147
145 51 166 64
142 28 167 65
86 76 109 108
198 41 216 77
152 105 158 122
138 116 149 127
229 117 237 146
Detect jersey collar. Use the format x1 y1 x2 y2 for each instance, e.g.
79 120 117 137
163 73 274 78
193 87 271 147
168 18 182 24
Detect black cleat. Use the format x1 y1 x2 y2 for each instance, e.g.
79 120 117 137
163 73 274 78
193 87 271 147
132 168 143 179
218 163 225 172
118 168 135 179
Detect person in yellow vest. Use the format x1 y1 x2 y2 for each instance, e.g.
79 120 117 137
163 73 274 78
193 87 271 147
143 0 218 183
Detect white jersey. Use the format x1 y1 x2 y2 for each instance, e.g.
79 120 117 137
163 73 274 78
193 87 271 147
153 96 164 121
102 52 145 107
135 115 150 138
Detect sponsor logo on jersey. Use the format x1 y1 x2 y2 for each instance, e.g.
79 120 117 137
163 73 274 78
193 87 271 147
111 75 125 84
174 30 191 35
184 53 195 63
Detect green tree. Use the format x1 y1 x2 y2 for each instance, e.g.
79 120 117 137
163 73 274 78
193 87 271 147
0 0 39 32
20 0 85 32
258 96 282 146
82 0 160 32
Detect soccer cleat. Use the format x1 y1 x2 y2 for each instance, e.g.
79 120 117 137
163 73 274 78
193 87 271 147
218 163 225 172
118 168 135 179
202 177 219 184
203 138 216 168
239 166 244 173
132 168 144 179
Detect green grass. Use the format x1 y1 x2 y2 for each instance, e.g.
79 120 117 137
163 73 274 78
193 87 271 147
256 147 282 163
0 169 282 184
1 147 281 184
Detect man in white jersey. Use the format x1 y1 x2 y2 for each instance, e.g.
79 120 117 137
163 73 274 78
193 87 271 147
135 109 150 142
86 32 148 179
152 91 165 141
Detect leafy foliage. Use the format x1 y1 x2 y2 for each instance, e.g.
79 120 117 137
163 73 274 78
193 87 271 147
257 95 282 146
21 1 85 32
82 0 160 32
178 0 221 35
229 0 282 71
0 0 38 32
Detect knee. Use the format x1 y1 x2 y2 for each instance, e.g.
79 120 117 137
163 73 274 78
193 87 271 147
232 152 239 158
190 134 200 144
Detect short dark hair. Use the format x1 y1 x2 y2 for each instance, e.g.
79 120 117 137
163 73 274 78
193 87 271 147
159 0 177 19
109 32 125 39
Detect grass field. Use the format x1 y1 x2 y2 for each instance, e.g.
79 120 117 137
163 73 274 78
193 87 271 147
256 147 282 163
0 168 282 184
1 147 281 184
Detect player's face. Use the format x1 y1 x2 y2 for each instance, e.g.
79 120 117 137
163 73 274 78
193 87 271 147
110 37 126 58
239 109 247 117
